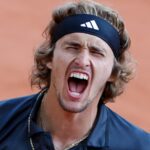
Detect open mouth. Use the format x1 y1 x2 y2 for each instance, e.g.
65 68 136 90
68 72 89 96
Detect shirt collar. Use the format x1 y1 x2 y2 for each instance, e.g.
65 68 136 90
28 90 46 137
87 104 109 148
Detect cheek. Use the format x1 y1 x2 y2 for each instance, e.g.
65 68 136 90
52 51 65 68
51 52 74 83
94 60 113 83
53 49 73 66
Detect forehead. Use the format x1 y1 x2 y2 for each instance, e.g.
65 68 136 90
57 33 112 50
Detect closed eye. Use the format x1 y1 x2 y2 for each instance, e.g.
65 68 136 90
64 41 81 51
90 48 105 57
66 46 78 50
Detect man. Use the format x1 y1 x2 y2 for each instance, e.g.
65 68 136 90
0 0 150 150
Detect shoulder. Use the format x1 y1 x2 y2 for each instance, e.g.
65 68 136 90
104 105 150 150
0 93 39 116
0 93 39 131
0 93 38 107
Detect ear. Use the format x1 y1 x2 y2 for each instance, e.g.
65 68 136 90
46 62 52 69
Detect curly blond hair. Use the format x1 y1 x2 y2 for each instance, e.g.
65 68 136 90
31 0 136 103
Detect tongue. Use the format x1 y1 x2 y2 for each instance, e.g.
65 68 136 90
69 79 86 93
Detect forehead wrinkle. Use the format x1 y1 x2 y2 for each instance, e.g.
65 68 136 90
62 35 87 49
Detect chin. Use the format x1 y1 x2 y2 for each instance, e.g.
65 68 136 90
58 98 89 113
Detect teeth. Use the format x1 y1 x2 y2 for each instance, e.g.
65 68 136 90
70 72 88 80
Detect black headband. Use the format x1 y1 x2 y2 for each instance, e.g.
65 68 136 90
52 14 121 58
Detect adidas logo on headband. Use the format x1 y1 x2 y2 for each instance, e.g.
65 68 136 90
80 20 99 30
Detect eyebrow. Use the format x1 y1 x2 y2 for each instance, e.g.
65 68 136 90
89 45 106 54
63 41 81 47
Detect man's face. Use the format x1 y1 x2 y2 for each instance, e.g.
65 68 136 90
47 33 114 113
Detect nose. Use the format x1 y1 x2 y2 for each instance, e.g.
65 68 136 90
74 50 91 68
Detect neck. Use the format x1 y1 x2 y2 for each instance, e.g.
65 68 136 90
37 90 98 150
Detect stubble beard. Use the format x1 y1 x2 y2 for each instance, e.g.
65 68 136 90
57 94 92 113
52 76 101 113
52 77 91 113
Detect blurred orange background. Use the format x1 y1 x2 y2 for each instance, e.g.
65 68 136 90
0 0 149 132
